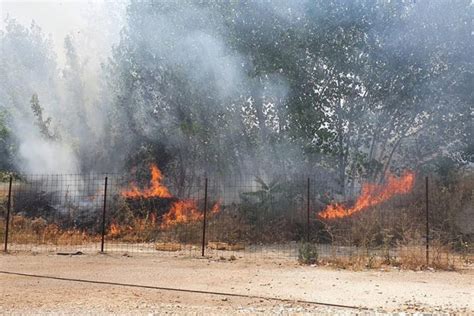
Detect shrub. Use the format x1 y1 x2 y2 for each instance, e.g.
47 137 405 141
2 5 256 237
298 242 318 264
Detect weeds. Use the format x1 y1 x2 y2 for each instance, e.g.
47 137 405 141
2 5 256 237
298 242 318 264
319 243 466 271
8 215 100 245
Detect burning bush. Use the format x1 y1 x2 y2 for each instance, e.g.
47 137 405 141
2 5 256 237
106 164 221 244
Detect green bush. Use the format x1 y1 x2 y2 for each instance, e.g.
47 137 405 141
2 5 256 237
298 242 318 264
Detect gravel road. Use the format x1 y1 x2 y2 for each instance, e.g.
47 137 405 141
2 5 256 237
1 252 472 314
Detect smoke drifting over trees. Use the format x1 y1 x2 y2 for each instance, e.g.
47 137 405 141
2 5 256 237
0 0 472 196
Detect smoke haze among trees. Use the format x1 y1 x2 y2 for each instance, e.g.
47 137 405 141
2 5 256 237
0 0 472 197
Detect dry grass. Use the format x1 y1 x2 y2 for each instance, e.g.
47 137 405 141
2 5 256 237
0 218 4 239
396 244 458 270
106 217 161 243
318 243 468 271
155 242 182 251
8 215 100 245
320 255 382 271
6 215 471 271
207 241 245 251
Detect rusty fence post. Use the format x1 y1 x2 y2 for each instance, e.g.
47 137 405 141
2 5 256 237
425 176 429 266
100 176 108 253
306 177 310 243
3 175 13 253
201 178 208 257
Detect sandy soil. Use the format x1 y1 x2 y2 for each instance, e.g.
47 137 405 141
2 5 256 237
0 252 472 315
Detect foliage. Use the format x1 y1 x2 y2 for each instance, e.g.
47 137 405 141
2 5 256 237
0 1 471 207
238 176 304 235
0 111 15 172
239 177 284 222
298 242 319 265
30 94 60 141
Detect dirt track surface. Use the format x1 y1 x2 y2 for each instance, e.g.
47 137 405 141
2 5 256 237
1 253 473 314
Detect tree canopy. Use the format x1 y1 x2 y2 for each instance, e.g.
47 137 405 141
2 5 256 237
0 0 472 195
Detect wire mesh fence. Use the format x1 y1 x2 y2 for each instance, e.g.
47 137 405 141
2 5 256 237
1 172 471 265
1 174 106 253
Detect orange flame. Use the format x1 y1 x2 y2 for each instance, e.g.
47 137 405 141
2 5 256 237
121 164 221 229
161 200 203 228
149 212 157 225
318 171 415 220
108 222 121 237
210 200 221 214
122 164 172 199
161 200 221 229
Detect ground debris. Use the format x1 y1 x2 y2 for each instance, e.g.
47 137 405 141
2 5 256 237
56 251 83 256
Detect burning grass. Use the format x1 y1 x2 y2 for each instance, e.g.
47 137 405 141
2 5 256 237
105 215 204 244
319 171 415 219
5 212 471 270
117 164 221 234
106 219 159 243
2 168 471 270
106 200 219 244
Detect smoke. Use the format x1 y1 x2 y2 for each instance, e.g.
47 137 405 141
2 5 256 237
102 1 302 177
0 0 471 195
0 0 126 174
17 134 78 175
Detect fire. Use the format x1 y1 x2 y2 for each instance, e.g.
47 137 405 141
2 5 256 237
121 163 221 229
210 200 221 214
318 171 415 220
161 200 221 229
161 200 203 228
108 222 121 237
121 164 172 199
149 212 157 225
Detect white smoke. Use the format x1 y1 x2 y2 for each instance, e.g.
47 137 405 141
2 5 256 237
0 0 126 174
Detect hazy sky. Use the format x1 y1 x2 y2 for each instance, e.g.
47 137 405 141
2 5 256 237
0 0 115 65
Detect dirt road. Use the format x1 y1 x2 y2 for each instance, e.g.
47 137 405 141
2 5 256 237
1 252 472 314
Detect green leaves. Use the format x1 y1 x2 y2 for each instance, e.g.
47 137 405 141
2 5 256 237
1 0 470 184
30 94 60 141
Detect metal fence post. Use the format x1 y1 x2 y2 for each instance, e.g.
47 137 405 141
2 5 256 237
3 175 13 253
100 176 108 253
425 176 429 265
201 178 208 257
306 177 310 243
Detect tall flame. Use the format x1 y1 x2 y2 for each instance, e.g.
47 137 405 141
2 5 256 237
318 171 415 220
121 163 220 229
122 165 172 199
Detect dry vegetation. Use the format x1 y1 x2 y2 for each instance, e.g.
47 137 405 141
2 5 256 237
1 173 473 272
8 215 100 245
318 243 471 271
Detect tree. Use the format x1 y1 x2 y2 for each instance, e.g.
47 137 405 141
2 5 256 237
30 93 59 141
0 111 15 171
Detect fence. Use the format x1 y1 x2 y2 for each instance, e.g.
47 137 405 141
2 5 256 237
1 172 471 265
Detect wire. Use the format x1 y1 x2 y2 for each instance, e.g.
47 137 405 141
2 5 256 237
0 270 366 311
